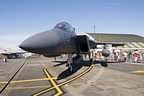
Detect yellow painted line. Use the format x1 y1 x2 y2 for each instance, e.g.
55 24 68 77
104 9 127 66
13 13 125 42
6 75 142 90
0 64 94 93
0 77 57 84
58 64 94 86
0 85 51 90
34 69 63 96
44 69 63 96
131 69 144 73
34 64 94 96
33 86 55 96
4 76 143 91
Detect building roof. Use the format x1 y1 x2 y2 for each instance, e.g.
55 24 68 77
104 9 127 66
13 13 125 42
88 33 144 42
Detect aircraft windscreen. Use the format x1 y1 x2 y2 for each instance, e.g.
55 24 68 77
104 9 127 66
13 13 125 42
54 22 75 32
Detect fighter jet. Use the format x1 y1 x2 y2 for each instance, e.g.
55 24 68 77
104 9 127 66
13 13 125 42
0 46 27 59
19 22 124 72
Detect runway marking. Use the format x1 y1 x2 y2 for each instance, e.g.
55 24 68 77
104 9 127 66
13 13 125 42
45 69 63 96
0 64 94 95
34 64 94 96
59 64 94 86
0 78 57 84
33 69 63 96
0 58 29 94
1 75 142 91
131 69 144 73
0 85 51 90
1 64 143 95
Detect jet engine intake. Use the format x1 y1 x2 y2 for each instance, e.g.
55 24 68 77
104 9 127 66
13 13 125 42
101 48 110 57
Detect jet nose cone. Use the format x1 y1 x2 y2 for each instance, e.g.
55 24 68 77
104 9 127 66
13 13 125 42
19 30 60 54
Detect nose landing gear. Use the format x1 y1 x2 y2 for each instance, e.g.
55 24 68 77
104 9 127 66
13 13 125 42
67 53 74 72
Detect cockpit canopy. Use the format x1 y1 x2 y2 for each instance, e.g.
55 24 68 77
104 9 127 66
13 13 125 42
54 22 75 32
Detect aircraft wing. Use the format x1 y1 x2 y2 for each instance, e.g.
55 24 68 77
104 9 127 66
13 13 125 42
94 42 125 47
76 33 125 49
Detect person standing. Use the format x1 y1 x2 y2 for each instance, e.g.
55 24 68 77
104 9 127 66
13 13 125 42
133 52 138 63
123 51 127 62
2 56 7 62
128 52 132 62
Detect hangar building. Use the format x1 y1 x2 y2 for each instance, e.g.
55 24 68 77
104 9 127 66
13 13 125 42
88 33 144 50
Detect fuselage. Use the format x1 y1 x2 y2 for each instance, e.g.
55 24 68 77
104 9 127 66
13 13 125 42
19 22 112 58
49 28 78 55
19 22 78 57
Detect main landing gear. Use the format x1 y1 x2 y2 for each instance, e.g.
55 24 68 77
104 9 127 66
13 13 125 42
88 52 94 65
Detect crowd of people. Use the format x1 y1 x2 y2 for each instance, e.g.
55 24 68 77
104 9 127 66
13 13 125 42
95 49 144 64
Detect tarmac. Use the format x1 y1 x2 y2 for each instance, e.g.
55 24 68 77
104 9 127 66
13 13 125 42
0 56 144 96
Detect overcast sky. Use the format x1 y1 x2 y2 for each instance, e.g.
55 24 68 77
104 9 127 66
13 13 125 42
0 0 144 49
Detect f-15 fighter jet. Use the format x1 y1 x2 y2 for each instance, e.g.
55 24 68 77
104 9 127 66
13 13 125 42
19 22 124 72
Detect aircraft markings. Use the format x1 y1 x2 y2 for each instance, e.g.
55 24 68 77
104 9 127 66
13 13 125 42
33 64 94 96
0 78 57 84
0 64 94 96
131 69 144 73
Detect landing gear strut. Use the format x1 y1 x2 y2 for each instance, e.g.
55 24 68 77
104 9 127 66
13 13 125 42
89 52 93 65
67 53 73 72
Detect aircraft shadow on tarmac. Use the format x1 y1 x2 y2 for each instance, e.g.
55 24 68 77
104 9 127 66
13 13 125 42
52 60 122 80
53 61 67 67
94 60 124 67
53 60 90 80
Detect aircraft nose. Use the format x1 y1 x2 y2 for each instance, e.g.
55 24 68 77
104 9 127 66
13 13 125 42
19 30 60 54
